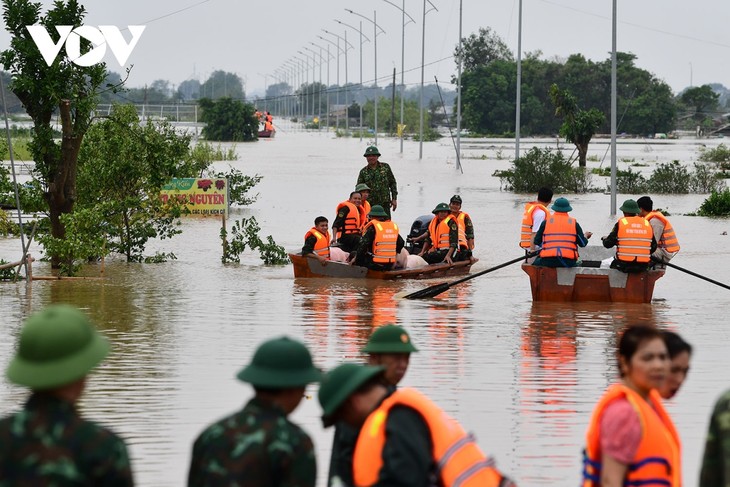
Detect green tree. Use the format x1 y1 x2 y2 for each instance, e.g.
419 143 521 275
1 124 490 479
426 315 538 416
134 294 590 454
680 85 719 116
199 97 258 141
455 27 513 72
549 84 605 167
1 0 107 267
200 70 245 100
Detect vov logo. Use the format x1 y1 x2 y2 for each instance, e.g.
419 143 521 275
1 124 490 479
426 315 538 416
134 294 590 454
26 25 146 67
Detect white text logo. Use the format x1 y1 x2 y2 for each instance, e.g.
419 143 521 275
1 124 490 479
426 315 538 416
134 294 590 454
26 25 145 67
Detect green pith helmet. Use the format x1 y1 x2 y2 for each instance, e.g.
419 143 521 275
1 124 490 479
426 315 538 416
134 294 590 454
368 205 389 218
318 363 385 427
361 324 419 354
6 304 110 389
551 197 573 213
237 336 322 388
355 183 371 192
432 202 450 214
619 199 640 214
363 145 381 157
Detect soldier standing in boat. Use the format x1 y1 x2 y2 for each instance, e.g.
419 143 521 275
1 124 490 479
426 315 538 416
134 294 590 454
188 337 322 487
0 304 134 485
356 146 398 218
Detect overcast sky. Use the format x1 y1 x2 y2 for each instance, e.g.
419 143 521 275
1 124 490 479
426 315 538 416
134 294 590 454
1 0 728 97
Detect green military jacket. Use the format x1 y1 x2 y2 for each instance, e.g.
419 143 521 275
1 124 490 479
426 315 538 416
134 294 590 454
356 162 397 209
700 388 730 487
188 396 316 487
0 393 134 486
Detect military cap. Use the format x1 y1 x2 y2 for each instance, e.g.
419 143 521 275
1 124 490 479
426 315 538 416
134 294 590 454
318 363 384 427
355 183 371 192
620 199 641 214
237 336 322 388
361 324 418 354
551 197 573 213
6 304 110 389
363 145 381 157
368 205 389 218
432 202 450 214
450 195 462 204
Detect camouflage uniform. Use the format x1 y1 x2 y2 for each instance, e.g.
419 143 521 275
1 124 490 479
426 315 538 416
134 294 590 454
700 388 730 487
0 393 133 486
356 162 397 214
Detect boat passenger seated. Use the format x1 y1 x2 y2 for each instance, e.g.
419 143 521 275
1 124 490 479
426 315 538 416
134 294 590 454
302 216 348 263
331 191 363 253
601 199 657 273
418 203 470 265
351 205 405 272
532 197 592 268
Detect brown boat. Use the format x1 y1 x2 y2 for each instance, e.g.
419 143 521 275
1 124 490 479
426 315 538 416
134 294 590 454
258 129 275 138
288 253 473 280
522 246 664 303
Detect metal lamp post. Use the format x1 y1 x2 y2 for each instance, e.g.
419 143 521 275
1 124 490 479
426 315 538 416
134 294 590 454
303 46 321 130
297 50 313 121
311 42 334 130
515 0 522 160
323 29 355 132
317 34 348 131
383 0 415 154
346 8 385 145
336 19 372 142
418 0 438 159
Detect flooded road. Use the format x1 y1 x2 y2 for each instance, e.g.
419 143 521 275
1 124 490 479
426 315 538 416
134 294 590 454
1 127 729 486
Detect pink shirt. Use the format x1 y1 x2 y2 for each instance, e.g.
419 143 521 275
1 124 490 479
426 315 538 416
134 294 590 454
599 398 642 464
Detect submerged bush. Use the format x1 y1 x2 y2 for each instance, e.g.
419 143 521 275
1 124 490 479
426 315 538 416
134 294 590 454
699 144 730 165
494 147 594 193
696 189 730 216
690 162 726 193
614 167 649 194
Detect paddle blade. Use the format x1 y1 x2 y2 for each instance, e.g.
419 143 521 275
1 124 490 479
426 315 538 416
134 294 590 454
403 282 451 300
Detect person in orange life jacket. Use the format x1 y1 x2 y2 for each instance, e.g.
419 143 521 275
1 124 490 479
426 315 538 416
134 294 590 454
532 197 592 267
355 183 372 224
418 203 466 265
332 191 363 253
326 325 419 487
449 195 477 263
601 199 657 273
520 187 553 252
318 363 516 487
582 325 680 487
264 119 273 132
659 330 692 400
351 205 405 271
266 111 273 123
302 216 349 264
637 196 680 265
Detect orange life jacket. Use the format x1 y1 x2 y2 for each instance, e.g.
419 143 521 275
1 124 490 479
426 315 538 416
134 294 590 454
617 216 653 263
539 212 578 260
428 215 456 251
582 384 681 487
353 388 508 487
452 211 471 249
264 121 273 131
336 201 362 237
520 202 549 249
304 228 330 259
359 200 372 223
646 211 680 253
364 220 399 264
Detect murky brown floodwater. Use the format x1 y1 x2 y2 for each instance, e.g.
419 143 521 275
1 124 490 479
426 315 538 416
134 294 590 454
2 125 729 486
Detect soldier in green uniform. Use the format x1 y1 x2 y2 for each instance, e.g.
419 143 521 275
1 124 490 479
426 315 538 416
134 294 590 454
327 325 419 486
188 336 322 487
356 146 398 218
0 304 134 486
700 388 730 487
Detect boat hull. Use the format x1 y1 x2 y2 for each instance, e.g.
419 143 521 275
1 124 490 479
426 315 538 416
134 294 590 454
522 264 664 303
289 253 472 280
258 129 275 138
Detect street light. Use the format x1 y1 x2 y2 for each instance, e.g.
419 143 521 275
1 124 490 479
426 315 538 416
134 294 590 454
515 0 522 160
335 18 371 141
383 0 416 153
419 0 438 160
317 33 349 131
311 42 335 130
297 50 313 121
346 8 385 145
303 45 322 131
257 72 268 112
323 29 355 132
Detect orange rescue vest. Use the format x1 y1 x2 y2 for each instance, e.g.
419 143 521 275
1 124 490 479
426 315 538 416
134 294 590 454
336 201 362 236
428 215 456 251
304 228 330 259
452 211 471 249
646 211 680 253
539 212 578 260
520 202 549 249
353 388 507 487
359 200 372 223
364 220 399 264
617 216 653 263
582 384 681 487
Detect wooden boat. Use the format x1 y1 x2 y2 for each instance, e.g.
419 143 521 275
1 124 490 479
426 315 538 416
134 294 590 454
258 129 275 138
289 253 473 280
522 246 664 303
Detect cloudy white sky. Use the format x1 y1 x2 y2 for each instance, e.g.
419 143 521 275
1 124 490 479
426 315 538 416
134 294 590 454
1 0 728 96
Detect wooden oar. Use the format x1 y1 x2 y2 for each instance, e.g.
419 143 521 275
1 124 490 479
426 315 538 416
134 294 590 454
403 251 539 299
654 258 730 291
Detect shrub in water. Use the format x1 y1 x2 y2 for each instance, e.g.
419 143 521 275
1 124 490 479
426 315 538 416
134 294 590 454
696 189 730 216
613 167 649 194
647 161 691 193
493 147 595 193
699 144 730 165
690 162 726 193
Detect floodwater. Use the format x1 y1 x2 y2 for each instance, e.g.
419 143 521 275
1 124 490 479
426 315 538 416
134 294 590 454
1 125 730 486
